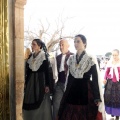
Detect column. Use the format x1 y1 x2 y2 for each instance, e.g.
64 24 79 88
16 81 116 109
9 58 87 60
15 0 27 120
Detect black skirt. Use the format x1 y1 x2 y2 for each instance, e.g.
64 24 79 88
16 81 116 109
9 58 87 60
59 81 98 120
104 79 120 108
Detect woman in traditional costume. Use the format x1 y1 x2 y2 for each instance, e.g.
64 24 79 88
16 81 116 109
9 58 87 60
57 34 104 120
103 49 120 120
22 39 52 120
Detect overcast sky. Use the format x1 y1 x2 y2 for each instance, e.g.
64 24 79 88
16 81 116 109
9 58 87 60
24 0 120 55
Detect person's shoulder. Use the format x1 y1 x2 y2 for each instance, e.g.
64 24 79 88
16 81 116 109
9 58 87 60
86 52 93 58
38 50 45 57
56 53 62 58
40 50 45 55
37 51 46 61
86 52 98 63
69 51 74 55
87 52 95 57
69 54 75 60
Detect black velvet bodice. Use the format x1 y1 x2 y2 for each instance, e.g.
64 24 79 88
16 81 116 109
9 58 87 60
67 74 89 105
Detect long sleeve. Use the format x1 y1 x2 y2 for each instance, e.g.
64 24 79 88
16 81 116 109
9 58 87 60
91 64 101 101
43 60 49 86
43 59 55 94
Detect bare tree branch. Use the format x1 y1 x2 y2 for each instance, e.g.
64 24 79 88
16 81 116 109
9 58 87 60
24 15 83 52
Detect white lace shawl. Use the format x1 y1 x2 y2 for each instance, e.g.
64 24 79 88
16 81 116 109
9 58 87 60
68 53 94 78
27 51 46 71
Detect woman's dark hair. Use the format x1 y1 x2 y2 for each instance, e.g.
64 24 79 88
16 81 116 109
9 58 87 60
33 39 49 58
75 34 87 48
33 39 43 49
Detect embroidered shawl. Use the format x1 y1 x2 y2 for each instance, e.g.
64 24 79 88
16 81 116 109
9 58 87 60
68 53 94 78
27 51 46 71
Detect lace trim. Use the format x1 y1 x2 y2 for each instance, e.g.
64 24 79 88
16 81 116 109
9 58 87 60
69 53 94 78
27 51 46 71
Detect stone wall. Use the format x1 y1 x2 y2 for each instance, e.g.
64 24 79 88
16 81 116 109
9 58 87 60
9 0 27 119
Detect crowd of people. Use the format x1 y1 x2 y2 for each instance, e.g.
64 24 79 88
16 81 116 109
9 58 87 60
97 57 110 71
23 34 120 120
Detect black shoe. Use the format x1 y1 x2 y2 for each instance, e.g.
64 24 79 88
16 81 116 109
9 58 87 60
116 116 119 120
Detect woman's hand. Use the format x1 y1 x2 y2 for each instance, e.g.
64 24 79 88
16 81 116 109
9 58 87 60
103 79 107 85
45 86 49 93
